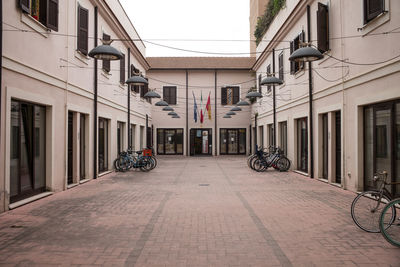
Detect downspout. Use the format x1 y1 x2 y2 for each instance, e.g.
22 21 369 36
254 113 258 151
93 6 98 179
145 114 148 147
186 70 188 156
307 5 314 178
272 48 276 147
214 69 217 156
127 48 131 149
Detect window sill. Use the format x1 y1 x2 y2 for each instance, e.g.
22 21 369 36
359 9 390 36
21 13 49 38
74 50 90 65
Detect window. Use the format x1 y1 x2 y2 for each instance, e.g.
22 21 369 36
220 129 246 155
290 31 305 74
364 0 384 24
297 118 308 173
102 33 111 72
117 122 124 155
163 86 177 105
221 87 239 105
130 65 140 93
317 3 329 53
157 129 184 155
278 52 284 81
120 53 125 84
98 118 109 173
279 121 287 156
267 124 274 147
141 78 149 100
77 5 89 55
19 0 59 31
266 65 271 94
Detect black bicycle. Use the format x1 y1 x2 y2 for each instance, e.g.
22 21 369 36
249 146 290 172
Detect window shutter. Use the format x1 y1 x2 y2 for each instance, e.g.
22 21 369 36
47 0 58 31
279 53 284 81
120 53 125 84
102 34 111 72
163 87 170 104
299 31 305 70
77 6 89 55
221 87 227 105
258 74 262 93
266 65 271 93
290 41 295 74
365 0 384 23
317 3 329 53
19 0 30 13
233 87 240 104
171 87 177 105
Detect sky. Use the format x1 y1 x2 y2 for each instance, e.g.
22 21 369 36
119 0 250 57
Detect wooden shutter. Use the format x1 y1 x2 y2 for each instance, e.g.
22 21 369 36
163 87 170 104
317 3 329 53
279 53 284 81
120 53 125 84
266 65 271 93
221 87 227 105
171 87 177 105
102 34 111 72
258 74 262 93
233 87 240 104
47 0 58 31
365 0 384 23
290 41 295 74
19 0 30 13
77 5 89 55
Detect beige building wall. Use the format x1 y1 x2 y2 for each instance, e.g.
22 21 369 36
249 0 270 54
252 0 400 194
147 58 255 156
1 0 151 212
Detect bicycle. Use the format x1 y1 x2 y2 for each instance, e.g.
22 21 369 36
351 171 398 233
251 146 290 172
379 198 400 247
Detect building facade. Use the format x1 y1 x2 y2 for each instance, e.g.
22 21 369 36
147 57 255 156
251 0 400 195
0 0 152 212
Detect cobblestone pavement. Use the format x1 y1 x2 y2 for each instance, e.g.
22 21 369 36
0 156 399 267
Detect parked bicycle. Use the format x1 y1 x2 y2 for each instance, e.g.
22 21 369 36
379 198 400 247
114 148 157 172
248 145 290 172
351 171 398 233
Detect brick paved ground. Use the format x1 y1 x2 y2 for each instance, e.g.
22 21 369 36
0 156 399 267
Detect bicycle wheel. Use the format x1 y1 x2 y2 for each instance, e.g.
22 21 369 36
276 157 290 171
252 159 266 172
379 198 400 247
351 191 395 233
150 156 157 169
247 155 256 168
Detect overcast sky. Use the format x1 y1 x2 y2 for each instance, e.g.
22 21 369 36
119 0 250 57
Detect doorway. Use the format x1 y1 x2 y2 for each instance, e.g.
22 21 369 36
220 128 246 155
190 129 212 156
67 112 73 185
364 101 400 197
297 117 308 173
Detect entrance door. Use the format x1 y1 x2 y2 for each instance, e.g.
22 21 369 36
99 118 109 173
220 128 246 155
80 114 86 180
297 118 308 173
190 129 212 156
10 101 46 203
364 101 400 196
67 112 73 185
335 111 342 184
322 114 328 179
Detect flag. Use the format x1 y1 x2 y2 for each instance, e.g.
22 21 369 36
200 91 204 124
206 91 212 120
192 91 198 123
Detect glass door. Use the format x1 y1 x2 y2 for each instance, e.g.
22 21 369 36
67 112 73 185
80 114 86 180
335 111 342 184
297 118 308 173
322 114 328 179
98 118 108 173
10 100 46 203
227 129 238 154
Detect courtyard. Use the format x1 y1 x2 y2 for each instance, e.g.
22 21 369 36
0 156 398 266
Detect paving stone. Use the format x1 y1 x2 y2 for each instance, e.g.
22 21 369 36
0 156 399 266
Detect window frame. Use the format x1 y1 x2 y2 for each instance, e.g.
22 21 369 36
77 4 89 55
278 52 284 82
163 86 177 105
221 86 240 106
364 0 385 24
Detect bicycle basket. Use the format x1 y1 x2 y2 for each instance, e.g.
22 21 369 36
143 148 152 156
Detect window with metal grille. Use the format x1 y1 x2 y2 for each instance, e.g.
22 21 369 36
163 86 177 105
102 33 111 72
290 31 305 74
221 87 239 105
120 53 125 84
77 5 88 55
19 0 59 31
364 0 384 24
278 52 284 82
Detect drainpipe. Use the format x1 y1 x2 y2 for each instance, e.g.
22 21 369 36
214 69 217 156
145 114 148 147
127 48 131 149
186 70 188 156
272 48 276 147
93 6 98 179
307 5 314 179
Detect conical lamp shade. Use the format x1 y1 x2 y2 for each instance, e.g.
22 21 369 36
261 76 283 86
246 91 263 98
162 106 174 111
155 100 169 106
144 91 161 98
236 100 250 106
89 44 123 60
289 46 323 62
126 75 148 86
